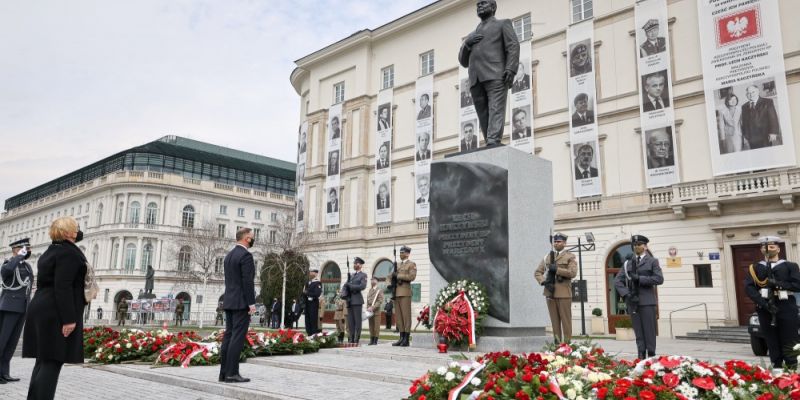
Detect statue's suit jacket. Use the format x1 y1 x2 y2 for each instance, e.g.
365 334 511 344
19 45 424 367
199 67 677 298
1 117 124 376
458 16 519 87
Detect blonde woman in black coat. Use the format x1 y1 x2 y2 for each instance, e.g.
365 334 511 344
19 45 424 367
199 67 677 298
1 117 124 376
22 216 87 400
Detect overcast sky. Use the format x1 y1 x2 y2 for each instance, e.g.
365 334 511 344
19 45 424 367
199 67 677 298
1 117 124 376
0 0 434 210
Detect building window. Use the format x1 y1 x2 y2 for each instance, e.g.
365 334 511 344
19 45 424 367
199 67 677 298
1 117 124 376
219 205 227 215
78 205 82 214
420 50 435 76
145 202 158 225
237 207 245 217
214 256 224 274
115 202 124 223
381 65 395 89
694 264 713 288
572 0 593 23
270 212 278 222
218 224 226 239
254 210 261 220
124 243 137 274
253 228 261 242
513 14 532 41
91 245 99 269
178 246 191 272
128 201 140 224
141 243 153 271
95 203 103 226
181 205 195 228
269 230 276 244
333 81 345 104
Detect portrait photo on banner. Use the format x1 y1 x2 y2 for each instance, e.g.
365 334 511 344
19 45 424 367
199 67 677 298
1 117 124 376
296 199 304 222
460 120 479 150
460 78 474 107
377 103 391 131
415 131 432 161
296 163 306 182
326 187 339 213
511 107 532 140
376 141 391 170
417 93 432 120
639 18 667 58
328 115 341 140
298 126 307 154
512 61 531 93
569 39 593 77
714 77 782 154
573 141 599 181
644 126 676 169
641 70 671 112
327 150 340 176
571 92 595 128
376 181 391 210
415 173 430 205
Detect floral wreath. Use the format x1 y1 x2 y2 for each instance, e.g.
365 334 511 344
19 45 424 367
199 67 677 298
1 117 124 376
433 280 489 347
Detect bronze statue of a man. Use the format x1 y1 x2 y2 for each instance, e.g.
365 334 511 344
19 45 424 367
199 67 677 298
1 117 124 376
144 265 155 294
458 0 520 146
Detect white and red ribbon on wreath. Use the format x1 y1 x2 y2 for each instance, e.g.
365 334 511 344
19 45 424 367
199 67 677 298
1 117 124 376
433 290 477 349
447 360 487 400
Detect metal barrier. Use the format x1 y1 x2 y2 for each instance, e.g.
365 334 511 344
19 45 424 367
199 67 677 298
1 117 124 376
668 303 708 339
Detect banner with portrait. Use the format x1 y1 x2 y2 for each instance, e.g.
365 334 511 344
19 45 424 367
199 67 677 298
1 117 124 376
510 40 533 153
325 103 342 226
698 0 795 175
415 74 434 218
567 21 602 198
636 0 679 188
375 89 393 224
458 66 481 152
296 121 308 232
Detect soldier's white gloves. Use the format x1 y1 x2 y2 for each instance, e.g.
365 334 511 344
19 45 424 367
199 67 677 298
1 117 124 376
17 247 28 258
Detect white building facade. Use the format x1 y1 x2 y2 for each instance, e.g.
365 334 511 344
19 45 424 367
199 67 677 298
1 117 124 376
291 0 800 335
0 136 295 323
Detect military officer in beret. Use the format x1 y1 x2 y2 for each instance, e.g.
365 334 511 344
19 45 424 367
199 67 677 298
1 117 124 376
744 236 800 369
534 233 577 343
343 257 367 344
614 235 664 359
303 267 323 335
0 238 34 383
392 246 417 347
640 19 666 58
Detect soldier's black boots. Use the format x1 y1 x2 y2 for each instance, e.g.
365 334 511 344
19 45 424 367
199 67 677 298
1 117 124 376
337 333 344 343
392 332 405 346
401 333 410 347
368 337 378 345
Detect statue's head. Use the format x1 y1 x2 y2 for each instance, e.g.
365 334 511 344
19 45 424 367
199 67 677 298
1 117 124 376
476 0 497 19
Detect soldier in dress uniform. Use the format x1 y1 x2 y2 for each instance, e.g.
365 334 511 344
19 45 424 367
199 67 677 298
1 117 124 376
744 236 800 369
333 295 348 343
392 246 417 347
614 235 664 359
174 299 185 326
344 257 367 344
318 295 326 331
366 277 385 345
639 19 666 57
534 233 577 343
117 299 128 326
0 238 34 383
303 267 322 335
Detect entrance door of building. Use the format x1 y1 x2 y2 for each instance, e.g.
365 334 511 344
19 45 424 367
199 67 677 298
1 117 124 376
731 243 786 325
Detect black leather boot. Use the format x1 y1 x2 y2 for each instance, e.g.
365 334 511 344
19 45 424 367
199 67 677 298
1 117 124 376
401 333 410 347
392 332 404 346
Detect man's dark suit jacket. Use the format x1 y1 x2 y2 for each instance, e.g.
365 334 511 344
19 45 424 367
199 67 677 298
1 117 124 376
328 165 338 176
416 196 428 204
458 16 520 87
331 129 340 139
512 127 531 140
417 105 431 120
642 95 670 112
377 195 390 210
345 271 367 306
512 75 530 93
574 166 599 180
742 97 781 149
614 254 664 308
416 150 431 161
327 200 338 213
571 111 594 128
223 245 256 310
461 137 478 151
0 255 32 313
640 38 666 57
376 159 389 169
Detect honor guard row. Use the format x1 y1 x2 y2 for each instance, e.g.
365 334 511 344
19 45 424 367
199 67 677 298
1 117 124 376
0 238 33 384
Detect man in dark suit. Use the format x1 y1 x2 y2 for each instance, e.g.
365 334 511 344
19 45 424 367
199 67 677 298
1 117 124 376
461 122 479 151
570 42 592 77
646 128 675 169
327 189 338 213
376 143 390 170
511 62 530 93
742 85 781 149
219 228 256 383
296 200 304 221
460 88 473 108
415 132 431 161
512 109 532 139
327 151 339 176
416 175 430 204
299 130 307 154
574 143 598 180
343 257 367 344
458 0 520 146
571 93 594 128
639 19 666 57
270 298 281 329
642 72 669 112
376 183 390 210
614 235 664 359
329 116 340 139
0 238 33 383
417 94 431 120
303 268 322 335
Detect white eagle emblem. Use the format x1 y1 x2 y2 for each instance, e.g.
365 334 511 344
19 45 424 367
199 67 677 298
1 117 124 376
726 16 749 38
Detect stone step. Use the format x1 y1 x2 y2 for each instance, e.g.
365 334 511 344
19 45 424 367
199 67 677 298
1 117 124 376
675 335 750 344
323 343 453 366
691 330 751 338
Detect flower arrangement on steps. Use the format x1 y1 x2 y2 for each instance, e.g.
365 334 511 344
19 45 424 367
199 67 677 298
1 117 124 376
432 280 489 348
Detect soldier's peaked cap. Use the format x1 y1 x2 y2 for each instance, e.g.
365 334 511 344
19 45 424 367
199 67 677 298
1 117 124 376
642 19 659 31
9 238 30 248
309 267 319 272
353 257 365 264
759 235 783 245
552 233 568 242
631 234 649 244
399 245 411 253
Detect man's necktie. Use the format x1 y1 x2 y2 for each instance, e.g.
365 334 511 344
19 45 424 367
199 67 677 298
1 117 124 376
751 101 756 109
655 99 663 110
582 171 589 179
636 256 641 264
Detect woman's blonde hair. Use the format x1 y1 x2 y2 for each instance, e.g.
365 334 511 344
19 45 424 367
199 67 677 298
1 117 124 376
49 216 78 241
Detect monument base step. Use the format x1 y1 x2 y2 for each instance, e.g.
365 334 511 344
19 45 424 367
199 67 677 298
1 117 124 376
411 333 550 353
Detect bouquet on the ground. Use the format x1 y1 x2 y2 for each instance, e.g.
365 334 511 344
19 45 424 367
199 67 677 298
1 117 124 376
432 280 489 347
416 305 432 330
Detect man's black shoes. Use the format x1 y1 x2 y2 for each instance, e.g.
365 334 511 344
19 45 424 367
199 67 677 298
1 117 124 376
1 375 19 382
225 375 251 383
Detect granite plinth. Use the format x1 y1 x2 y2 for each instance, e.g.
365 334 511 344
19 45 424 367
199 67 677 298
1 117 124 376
411 333 551 354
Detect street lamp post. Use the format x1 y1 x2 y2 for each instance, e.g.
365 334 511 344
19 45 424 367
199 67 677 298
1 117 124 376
565 233 596 337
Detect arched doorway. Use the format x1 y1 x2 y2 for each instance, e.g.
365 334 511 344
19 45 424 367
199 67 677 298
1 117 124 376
114 290 133 320
176 292 192 322
373 259 394 326
605 242 656 333
320 262 341 323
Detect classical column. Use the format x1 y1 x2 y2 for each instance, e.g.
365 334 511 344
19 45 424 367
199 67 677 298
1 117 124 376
135 236 143 274
115 236 125 270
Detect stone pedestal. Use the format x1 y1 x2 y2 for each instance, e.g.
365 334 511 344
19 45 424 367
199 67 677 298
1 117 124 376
419 146 553 352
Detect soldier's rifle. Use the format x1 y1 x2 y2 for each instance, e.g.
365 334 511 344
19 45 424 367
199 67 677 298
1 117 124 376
390 243 399 300
625 249 640 315
340 254 351 301
544 231 557 297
